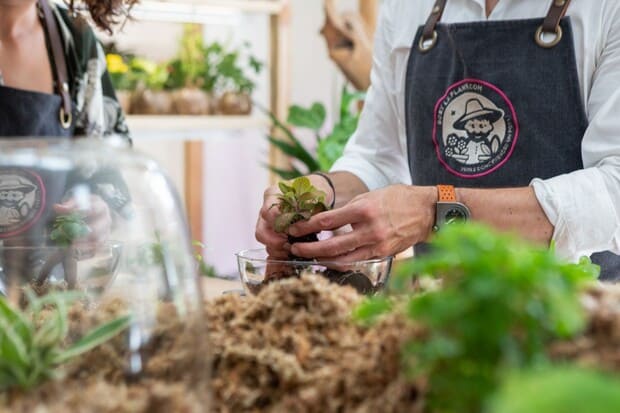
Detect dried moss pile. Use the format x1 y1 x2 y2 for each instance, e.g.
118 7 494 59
2 278 620 413
207 275 421 413
550 283 620 371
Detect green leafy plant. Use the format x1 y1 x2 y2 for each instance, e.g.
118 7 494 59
106 53 136 91
267 86 365 179
165 24 209 90
0 291 130 390
271 177 329 246
49 213 90 247
489 366 620 413
37 213 92 288
215 42 263 94
355 223 599 413
131 58 170 91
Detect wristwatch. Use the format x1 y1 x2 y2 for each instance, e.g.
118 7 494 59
433 185 470 232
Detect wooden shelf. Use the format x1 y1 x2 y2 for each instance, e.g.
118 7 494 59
132 0 286 24
127 115 270 140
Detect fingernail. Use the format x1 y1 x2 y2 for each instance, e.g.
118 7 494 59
288 227 299 237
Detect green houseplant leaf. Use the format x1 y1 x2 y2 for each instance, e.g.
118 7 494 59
355 223 598 413
287 103 327 132
0 292 130 391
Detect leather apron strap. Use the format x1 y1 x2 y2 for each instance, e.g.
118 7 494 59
419 0 573 52
37 0 72 129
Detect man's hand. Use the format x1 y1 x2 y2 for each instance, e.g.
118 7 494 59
287 184 437 262
53 195 112 246
255 185 290 259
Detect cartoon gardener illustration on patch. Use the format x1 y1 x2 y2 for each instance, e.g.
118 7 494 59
0 176 36 226
446 98 504 165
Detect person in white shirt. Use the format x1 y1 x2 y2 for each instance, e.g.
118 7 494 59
256 0 620 280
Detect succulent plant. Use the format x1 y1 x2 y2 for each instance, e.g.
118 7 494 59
272 177 329 245
0 290 130 391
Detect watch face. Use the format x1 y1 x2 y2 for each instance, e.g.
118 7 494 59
445 206 468 224
435 202 471 231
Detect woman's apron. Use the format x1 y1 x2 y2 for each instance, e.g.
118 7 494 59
405 0 620 281
0 0 75 289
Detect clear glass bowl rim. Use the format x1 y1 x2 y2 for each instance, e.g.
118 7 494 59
236 248 394 266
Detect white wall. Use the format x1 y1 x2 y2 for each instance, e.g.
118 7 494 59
109 0 351 276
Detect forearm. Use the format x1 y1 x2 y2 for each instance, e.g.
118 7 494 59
456 186 553 245
308 171 369 209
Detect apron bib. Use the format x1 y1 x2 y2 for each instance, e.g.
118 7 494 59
405 0 620 281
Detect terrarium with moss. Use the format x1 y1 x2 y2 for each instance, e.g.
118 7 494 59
0 138 210 412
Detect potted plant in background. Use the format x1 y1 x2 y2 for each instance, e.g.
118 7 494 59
267 86 365 178
165 24 212 115
129 57 172 115
106 53 134 114
216 42 264 115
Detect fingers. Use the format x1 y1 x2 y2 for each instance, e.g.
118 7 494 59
255 186 289 258
54 195 112 246
319 246 377 264
291 230 365 259
53 198 78 215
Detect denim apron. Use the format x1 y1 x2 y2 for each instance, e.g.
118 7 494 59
405 0 620 281
0 0 75 289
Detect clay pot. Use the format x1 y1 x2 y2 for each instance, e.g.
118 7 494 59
130 89 174 115
171 87 211 115
217 91 252 115
115 90 132 114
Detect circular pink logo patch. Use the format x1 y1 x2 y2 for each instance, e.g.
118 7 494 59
0 169 46 238
433 79 519 178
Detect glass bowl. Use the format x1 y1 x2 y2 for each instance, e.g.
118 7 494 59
0 241 122 297
236 248 393 295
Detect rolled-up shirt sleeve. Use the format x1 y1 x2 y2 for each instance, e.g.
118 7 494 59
330 3 411 191
532 3 620 261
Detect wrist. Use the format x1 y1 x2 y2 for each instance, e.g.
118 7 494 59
416 186 438 241
308 172 336 209
433 185 470 233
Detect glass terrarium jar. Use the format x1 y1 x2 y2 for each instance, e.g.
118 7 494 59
0 138 210 412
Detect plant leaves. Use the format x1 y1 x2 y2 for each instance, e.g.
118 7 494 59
0 316 29 371
57 315 131 363
267 136 319 172
267 165 303 180
274 212 299 233
352 296 392 325
287 103 326 132
292 176 312 196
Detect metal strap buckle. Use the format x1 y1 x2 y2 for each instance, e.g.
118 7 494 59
59 107 72 129
418 30 438 53
535 25 563 48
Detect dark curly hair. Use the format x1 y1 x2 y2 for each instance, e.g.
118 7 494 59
67 0 139 33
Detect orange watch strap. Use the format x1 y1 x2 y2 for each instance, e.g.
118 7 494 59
437 185 457 202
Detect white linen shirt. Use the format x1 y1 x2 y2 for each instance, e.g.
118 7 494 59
331 0 620 262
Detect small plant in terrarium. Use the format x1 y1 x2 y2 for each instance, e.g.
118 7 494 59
0 290 129 391
272 176 329 248
249 176 385 294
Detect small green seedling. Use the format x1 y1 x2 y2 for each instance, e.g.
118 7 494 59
49 213 90 247
36 213 92 288
271 176 329 242
0 291 130 391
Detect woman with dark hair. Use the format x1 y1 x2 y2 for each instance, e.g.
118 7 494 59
0 0 137 138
